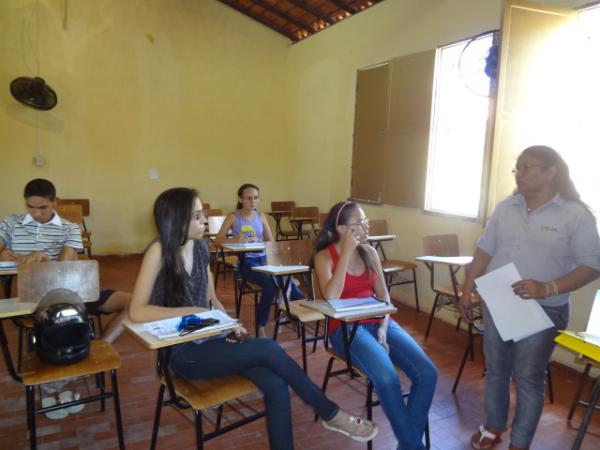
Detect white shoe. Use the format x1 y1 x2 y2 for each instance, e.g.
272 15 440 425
58 390 85 414
41 396 68 420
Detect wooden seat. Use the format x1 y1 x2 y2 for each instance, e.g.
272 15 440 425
151 350 265 450
56 199 92 258
422 234 463 338
268 241 325 372
290 206 319 240
165 373 258 411
204 208 223 217
368 220 420 311
270 201 297 241
22 340 125 450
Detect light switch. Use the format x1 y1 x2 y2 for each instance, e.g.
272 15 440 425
148 168 159 180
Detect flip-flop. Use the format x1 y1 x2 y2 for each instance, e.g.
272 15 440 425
41 396 68 420
471 425 502 449
58 390 85 414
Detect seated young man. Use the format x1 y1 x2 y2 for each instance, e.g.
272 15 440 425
0 178 129 344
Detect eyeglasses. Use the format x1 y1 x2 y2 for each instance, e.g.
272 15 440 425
512 163 545 175
346 218 370 227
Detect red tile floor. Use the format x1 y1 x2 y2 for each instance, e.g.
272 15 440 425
1 254 599 449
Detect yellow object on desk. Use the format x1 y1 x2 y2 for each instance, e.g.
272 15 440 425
555 330 600 363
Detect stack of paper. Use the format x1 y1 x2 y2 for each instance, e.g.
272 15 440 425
0 262 17 271
327 297 386 312
475 263 554 342
143 309 237 340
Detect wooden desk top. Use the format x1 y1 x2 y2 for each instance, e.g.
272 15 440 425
289 216 315 222
221 242 266 252
416 255 473 266
367 234 396 242
0 298 36 318
267 211 290 216
252 265 310 276
124 318 238 350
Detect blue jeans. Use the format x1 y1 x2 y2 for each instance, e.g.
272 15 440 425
330 322 437 450
242 256 304 326
170 337 338 450
482 303 569 449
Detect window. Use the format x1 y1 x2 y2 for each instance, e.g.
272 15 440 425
425 34 494 218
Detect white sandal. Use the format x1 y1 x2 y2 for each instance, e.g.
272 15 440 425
58 390 85 414
322 412 378 442
41 396 68 420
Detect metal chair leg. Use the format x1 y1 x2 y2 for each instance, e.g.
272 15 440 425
425 294 440 338
568 363 592 420
412 269 420 312
300 323 307 373
546 364 554 404
195 409 204 450
110 369 125 450
26 385 37 450
150 384 165 450
453 324 473 393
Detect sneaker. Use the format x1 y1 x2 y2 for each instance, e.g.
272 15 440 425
322 410 378 442
41 396 68 420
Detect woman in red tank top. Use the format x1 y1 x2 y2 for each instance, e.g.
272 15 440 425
314 201 437 450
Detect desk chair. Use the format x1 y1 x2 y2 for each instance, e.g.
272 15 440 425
452 302 554 403
55 203 92 258
151 346 266 450
422 234 463 338
23 341 124 450
204 208 223 217
268 241 325 372
567 356 600 421
368 220 420 312
18 261 124 450
270 201 296 241
290 206 319 240
312 279 430 450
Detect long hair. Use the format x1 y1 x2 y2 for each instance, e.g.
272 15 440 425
236 183 260 210
153 187 199 307
520 145 588 209
315 201 375 272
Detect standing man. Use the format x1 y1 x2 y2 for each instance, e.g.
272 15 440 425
459 146 600 450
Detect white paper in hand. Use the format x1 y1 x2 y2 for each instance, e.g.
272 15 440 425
475 262 554 342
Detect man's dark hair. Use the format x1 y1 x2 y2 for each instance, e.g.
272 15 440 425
24 179 56 200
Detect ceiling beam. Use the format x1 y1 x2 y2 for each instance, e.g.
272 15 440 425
328 0 358 15
252 0 316 33
218 0 296 41
286 0 333 25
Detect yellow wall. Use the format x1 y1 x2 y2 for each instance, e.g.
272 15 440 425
0 0 292 253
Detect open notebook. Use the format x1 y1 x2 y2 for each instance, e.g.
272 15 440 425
577 289 600 346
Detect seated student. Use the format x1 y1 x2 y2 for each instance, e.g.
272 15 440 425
314 201 438 450
129 187 378 449
0 178 129 344
215 183 304 338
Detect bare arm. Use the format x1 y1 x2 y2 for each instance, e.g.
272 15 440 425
458 247 492 321
512 266 600 300
58 246 78 261
129 242 208 323
0 241 19 262
214 213 245 246
260 212 273 242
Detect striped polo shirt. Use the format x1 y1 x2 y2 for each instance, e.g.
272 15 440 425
0 213 83 260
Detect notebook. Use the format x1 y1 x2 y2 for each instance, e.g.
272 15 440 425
576 289 600 346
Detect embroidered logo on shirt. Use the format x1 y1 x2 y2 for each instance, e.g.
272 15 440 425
541 225 558 232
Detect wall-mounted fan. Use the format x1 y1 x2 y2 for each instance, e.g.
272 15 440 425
10 76 57 111
458 30 500 98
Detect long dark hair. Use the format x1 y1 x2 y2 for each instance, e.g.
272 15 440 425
236 183 260 210
519 145 588 209
315 201 375 272
153 187 199 307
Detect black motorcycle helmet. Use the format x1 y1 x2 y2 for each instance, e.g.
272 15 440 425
35 288 92 365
